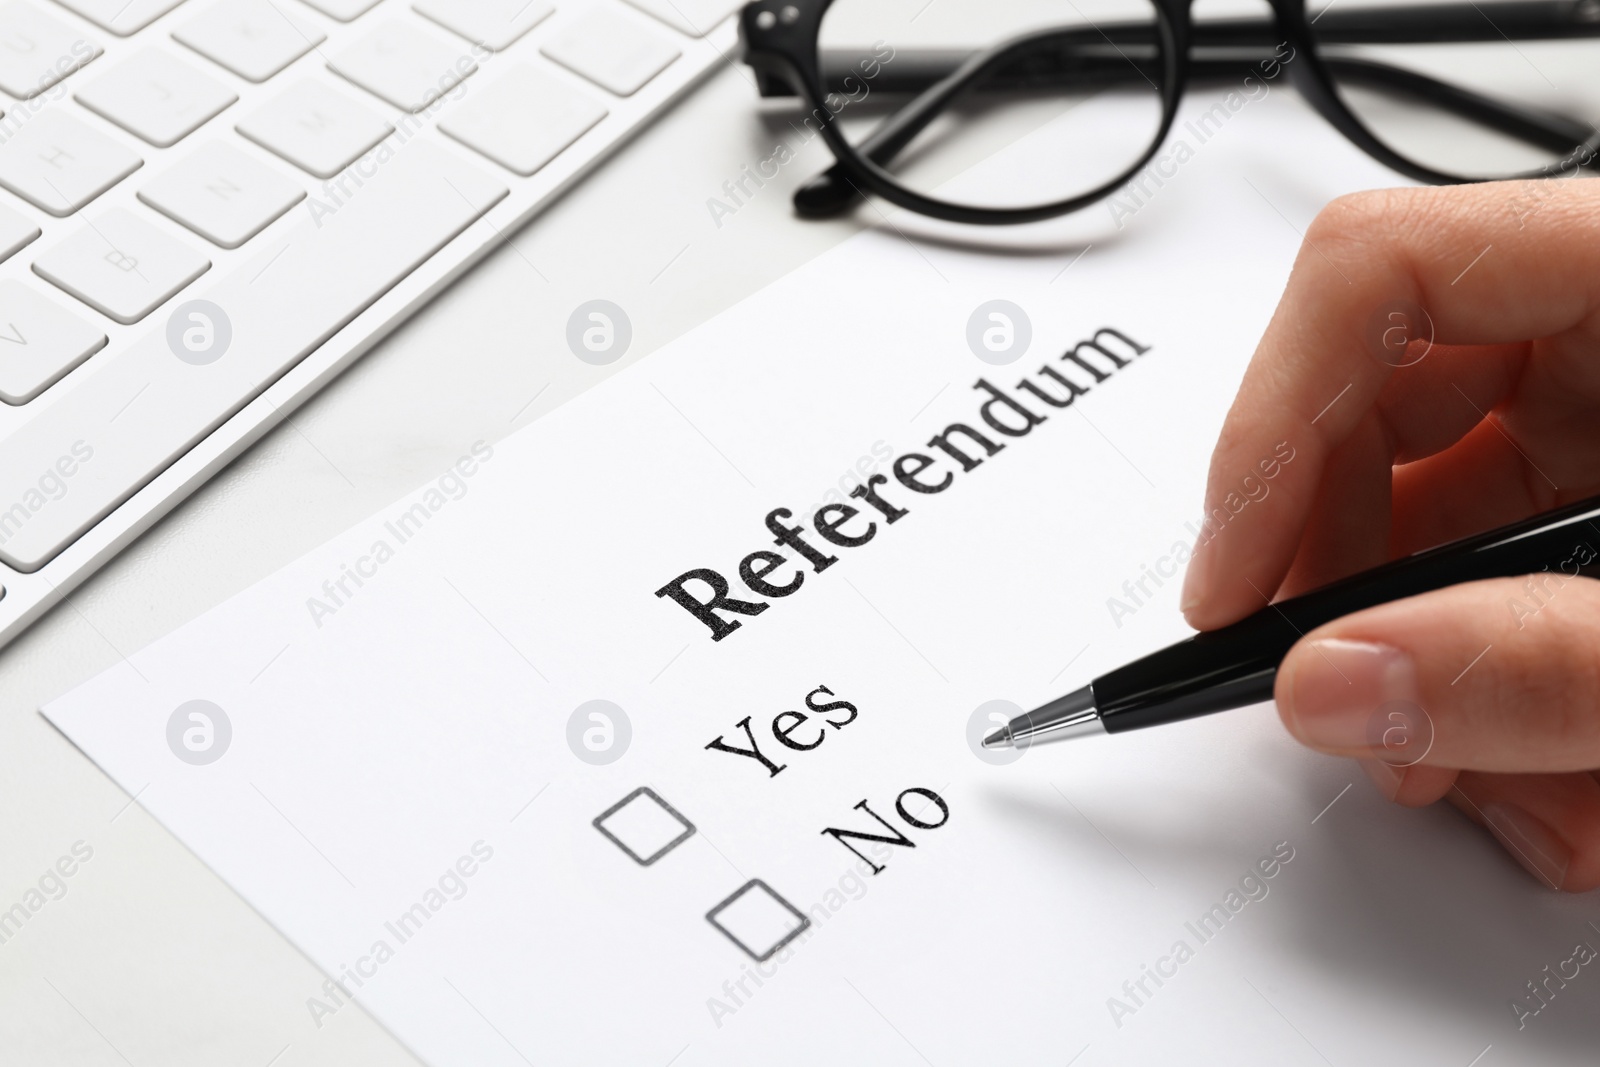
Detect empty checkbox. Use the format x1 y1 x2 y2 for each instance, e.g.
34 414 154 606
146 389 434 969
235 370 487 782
705 879 810 962
592 786 695 866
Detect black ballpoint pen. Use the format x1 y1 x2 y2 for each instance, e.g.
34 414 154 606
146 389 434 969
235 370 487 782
983 492 1600 750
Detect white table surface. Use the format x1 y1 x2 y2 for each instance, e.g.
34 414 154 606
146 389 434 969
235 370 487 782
0 57 869 1067
1 44 1577 1065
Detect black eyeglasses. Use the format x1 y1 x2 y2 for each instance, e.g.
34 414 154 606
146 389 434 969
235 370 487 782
739 0 1600 225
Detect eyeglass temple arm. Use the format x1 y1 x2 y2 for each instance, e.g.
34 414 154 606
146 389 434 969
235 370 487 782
1305 0 1600 44
1329 57 1594 148
756 0 1600 98
791 35 1597 216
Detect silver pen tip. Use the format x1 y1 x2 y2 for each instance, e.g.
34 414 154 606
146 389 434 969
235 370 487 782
981 726 1013 749
998 685 1104 750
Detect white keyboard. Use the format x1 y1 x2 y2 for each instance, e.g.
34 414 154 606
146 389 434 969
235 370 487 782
0 0 742 648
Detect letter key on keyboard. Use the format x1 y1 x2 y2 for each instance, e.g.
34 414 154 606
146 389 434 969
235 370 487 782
138 140 306 249
0 109 142 216
0 1 102 98
235 80 393 178
0 280 107 405
74 47 238 148
412 0 554 52
172 0 327 82
328 20 478 113
0 140 507 571
33 207 212 324
52 0 190 36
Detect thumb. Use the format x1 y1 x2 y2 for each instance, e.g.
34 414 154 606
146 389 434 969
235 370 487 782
1275 575 1600 772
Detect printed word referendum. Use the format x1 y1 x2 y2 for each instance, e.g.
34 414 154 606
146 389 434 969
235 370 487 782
655 328 1152 640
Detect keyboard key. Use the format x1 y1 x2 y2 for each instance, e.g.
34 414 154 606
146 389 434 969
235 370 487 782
0 140 506 571
0 281 107 404
541 10 679 97
138 140 304 248
51 0 188 35
0 109 141 217
297 0 379 20
0 1 101 99
440 64 605 177
75 48 237 147
413 0 552 52
623 0 742 37
235 79 392 178
34 208 211 324
173 0 326 83
0 201 40 262
328 20 476 113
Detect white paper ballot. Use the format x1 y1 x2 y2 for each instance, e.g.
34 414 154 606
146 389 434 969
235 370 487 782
45 94 1600 1067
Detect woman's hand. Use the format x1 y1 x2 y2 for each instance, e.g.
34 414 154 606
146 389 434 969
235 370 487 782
1181 178 1600 892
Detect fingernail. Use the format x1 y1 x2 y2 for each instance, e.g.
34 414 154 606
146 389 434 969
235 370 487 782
1480 802 1570 891
1360 758 1404 801
1179 540 1213 614
1282 639 1419 752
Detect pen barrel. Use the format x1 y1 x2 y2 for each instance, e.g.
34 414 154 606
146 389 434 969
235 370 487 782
1094 496 1600 733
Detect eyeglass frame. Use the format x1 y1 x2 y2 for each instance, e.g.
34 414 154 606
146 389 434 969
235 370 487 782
738 0 1600 226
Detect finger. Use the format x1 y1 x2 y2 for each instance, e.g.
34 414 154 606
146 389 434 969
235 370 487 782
1390 418 1600 556
1183 181 1600 631
1358 758 1459 807
1448 771 1600 892
1283 414 1558 598
1274 576 1600 773
1373 341 1525 466
1358 758 1600 892
1275 409 1391 599
1278 350 1561 597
